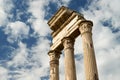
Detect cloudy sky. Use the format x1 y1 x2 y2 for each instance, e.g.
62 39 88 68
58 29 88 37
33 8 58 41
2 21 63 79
0 0 120 80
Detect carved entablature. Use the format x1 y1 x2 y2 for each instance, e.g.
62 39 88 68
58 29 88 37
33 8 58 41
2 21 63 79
47 6 73 32
51 12 84 38
79 21 93 35
48 6 84 51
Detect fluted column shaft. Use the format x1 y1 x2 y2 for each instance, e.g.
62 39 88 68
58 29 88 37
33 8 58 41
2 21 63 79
48 50 61 80
62 37 77 80
79 21 99 80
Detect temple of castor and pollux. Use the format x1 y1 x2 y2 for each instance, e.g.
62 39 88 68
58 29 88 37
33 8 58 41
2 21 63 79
47 6 99 80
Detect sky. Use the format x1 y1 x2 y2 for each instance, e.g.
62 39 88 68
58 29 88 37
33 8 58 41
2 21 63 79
0 0 120 80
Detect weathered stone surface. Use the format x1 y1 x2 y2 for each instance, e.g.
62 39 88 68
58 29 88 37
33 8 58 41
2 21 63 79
48 6 99 80
48 50 61 80
79 21 99 80
62 37 77 80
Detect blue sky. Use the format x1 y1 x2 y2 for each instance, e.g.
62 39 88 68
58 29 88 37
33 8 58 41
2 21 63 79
0 0 120 80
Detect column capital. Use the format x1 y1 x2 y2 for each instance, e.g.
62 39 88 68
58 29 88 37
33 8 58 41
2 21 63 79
79 20 93 36
48 50 61 80
48 50 61 61
62 37 77 80
61 37 75 50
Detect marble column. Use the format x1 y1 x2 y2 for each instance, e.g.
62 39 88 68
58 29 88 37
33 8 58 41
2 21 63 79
48 50 61 80
79 21 99 80
62 37 77 80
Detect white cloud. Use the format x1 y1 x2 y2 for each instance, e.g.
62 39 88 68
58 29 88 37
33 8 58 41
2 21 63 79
0 0 52 79
6 39 50 80
31 19 50 36
7 42 28 67
0 0 13 26
0 66 8 80
8 68 48 80
61 0 71 6
51 0 71 7
31 37 50 67
4 21 29 43
96 45 120 80
0 9 7 26
28 0 51 37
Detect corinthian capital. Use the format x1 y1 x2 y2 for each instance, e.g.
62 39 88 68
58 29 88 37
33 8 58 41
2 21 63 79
79 20 93 35
62 37 75 50
48 50 61 61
